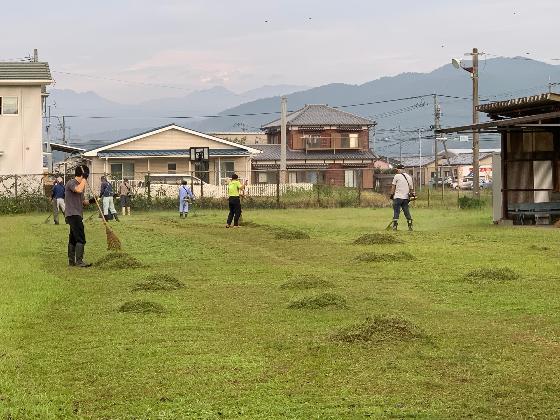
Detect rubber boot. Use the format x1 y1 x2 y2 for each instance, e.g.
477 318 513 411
127 207 131 216
113 212 120 222
392 220 398 231
184 212 188 218
74 243 92 268
122 208 126 216
68 243 76 266
407 219 413 231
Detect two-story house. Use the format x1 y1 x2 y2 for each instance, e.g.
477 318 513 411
253 104 388 188
0 61 52 175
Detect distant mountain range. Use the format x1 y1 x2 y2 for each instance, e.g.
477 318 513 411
48 84 309 144
51 57 560 157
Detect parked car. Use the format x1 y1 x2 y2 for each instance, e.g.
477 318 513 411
460 177 487 190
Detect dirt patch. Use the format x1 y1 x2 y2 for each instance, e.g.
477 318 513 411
118 300 165 314
96 252 143 269
280 274 333 290
132 274 184 292
355 251 414 263
288 293 347 309
333 316 424 343
353 233 403 245
274 229 310 240
464 267 520 282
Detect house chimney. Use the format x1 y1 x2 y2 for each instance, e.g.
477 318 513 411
33 49 38 62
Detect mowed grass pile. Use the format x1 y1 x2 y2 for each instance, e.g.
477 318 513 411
1 208 560 418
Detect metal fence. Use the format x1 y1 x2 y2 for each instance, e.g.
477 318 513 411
0 169 491 214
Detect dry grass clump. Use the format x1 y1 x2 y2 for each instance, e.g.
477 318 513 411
274 229 310 240
355 251 414 263
333 316 424 344
464 267 520 282
529 244 550 251
280 274 333 290
353 233 403 245
288 293 347 309
118 300 165 314
132 274 184 292
96 252 143 269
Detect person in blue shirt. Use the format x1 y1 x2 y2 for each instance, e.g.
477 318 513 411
100 175 119 222
51 176 66 225
179 180 195 218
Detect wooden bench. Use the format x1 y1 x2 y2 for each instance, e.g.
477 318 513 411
508 202 560 225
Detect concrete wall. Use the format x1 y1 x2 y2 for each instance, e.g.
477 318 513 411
0 85 44 175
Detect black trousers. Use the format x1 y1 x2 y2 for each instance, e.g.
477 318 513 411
227 197 242 226
66 215 86 245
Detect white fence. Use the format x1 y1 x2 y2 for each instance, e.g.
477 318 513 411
132 182 314 198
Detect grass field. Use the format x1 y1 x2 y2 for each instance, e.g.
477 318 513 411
1 207 560 419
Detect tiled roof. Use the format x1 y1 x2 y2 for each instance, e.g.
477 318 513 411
400 156 435 167
251 144 377 161
0 62 52 81
98 149 252 158
262 104 375 129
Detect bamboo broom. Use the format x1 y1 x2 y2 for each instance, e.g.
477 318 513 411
85 180 122 251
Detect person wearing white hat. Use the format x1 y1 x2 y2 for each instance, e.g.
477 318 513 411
51 176 66 225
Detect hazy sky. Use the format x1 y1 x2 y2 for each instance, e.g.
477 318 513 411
3 0 559 103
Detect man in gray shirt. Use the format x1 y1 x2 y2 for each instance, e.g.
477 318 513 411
65 165 93 267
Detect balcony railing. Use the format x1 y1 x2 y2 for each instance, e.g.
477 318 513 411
303 135 360 152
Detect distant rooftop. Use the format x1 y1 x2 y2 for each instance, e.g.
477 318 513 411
0 61 52 83
477 93 560 119
262 104 375 129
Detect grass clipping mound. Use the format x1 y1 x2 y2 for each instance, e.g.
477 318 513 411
333 316 424 344
118 300 165 314
464 267 520 282
133 274 185 292
96 252 143 269
281 274 333 290
274 228 310 240
288 293 347 310
355 251 414 263
353 233 403 245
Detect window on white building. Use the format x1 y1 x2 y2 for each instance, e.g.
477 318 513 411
0 97 18 115
220 161 235 179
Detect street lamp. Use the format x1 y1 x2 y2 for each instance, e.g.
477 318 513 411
451 48 481 198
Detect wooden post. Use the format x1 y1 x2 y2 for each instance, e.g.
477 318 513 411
14 175 18 199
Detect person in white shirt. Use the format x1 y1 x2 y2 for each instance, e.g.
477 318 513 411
390 165 414 231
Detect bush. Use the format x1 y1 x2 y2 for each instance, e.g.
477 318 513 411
458 196 486 209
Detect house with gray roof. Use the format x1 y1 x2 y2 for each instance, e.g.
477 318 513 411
400 149 496 188
0 60 52 175
258 104 388 187
83 124 261 191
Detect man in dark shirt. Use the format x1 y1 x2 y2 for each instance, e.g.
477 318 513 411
65 165 92 267
51 177 65 225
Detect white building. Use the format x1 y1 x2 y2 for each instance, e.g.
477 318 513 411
0 61 52 175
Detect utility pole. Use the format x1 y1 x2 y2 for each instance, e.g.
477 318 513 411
280 96 287 184
471 47 480 198
398 124 402 162
418 129 423 191
433 94 441 185
61 116 67 145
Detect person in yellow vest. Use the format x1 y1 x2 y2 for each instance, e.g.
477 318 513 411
226 174 244 228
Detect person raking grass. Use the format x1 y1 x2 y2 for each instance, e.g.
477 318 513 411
226 174 244 228
179 180 195 218
65 165 94 267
